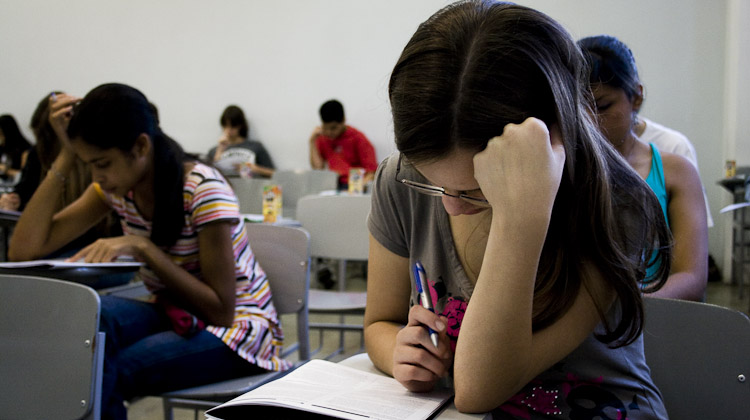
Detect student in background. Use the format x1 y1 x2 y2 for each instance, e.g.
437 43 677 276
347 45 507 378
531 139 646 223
1 93 124 286
309 99 377 189
9 84 290 420
579 35 714 230
580 34 708 301
0 114 32 180
208 105 274 178
364 1 671 417
0 92 91 212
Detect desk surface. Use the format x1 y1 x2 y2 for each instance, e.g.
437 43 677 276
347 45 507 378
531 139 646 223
338 353 490 420
242 213 301 227
718 176 746 193
0 261 141 288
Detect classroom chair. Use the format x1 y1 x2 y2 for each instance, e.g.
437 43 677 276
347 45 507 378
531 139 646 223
296 193 370 359
0 274 105 420
159 223 312 420
642 296 750 419
270 169 338 219
227 176 273 214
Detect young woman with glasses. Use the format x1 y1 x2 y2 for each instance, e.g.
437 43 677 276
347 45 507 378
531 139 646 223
364 1 671 417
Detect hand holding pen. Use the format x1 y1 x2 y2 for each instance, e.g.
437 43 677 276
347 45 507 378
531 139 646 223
413 261 439 348
392 260 453 392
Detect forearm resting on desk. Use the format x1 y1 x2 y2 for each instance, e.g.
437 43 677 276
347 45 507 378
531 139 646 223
8 155 104 261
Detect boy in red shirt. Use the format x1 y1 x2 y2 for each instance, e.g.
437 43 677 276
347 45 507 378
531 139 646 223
309 99 377 189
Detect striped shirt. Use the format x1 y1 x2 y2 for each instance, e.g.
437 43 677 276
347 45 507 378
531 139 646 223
94 162 291 371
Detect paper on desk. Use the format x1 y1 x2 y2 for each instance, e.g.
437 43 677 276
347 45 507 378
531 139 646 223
0 258 143 269
0 209 21 218
206 359 453 420
720 202 750 214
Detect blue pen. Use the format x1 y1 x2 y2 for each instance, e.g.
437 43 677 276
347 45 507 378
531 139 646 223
413 260 439 348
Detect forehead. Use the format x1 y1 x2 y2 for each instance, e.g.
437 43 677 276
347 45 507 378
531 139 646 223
70 139 121 162
410 149 480 191
592 83 625 99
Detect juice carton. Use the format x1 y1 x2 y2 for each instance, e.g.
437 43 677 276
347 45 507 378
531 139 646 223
726 160 737 178
348 167 365 194
262 184 282 223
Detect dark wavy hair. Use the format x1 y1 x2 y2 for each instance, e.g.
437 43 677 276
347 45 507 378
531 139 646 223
319 99 345 123
0 114 32 170
68 83 190 247
28 92 91 211
220 105 249 138
578 35 641 100
388 0 671 346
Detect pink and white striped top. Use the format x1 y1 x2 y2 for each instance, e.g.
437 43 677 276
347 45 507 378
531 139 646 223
94 162 291 371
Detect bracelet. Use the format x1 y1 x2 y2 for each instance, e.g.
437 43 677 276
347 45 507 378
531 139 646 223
48 166 67 184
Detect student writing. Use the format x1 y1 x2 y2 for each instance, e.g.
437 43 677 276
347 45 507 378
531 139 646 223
364 1 672 417
9 83 290 420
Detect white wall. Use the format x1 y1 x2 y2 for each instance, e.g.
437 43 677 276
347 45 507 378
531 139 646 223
0 0 740 274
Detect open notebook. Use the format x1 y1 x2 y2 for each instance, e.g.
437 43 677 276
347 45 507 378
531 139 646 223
0 257 143 269
205 359 454 420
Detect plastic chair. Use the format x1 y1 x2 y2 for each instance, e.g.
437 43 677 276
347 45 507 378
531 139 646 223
0 274 104 420
270 169 338 219
227 176 273 214
160 223 311 420
642 296 750 419
296 193 370 359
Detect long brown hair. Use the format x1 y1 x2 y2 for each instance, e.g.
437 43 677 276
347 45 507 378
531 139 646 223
30 92 91 212
389 0 671 346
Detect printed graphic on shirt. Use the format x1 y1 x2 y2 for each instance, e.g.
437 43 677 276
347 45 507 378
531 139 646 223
498 370 644 419
216 148 256 175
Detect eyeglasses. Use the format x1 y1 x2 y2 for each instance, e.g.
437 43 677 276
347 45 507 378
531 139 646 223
395 153 491 207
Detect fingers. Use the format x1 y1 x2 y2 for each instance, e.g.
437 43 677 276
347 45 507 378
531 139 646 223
310 126 322 141
392 306 454 383
49 93 80 119
48 93 81 143
547 123 566 167
0 193 21 211
407 305 447 347
393 329 450 390
68 240 118 263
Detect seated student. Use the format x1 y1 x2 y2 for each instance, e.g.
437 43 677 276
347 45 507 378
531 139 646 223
308 99 378 189
580 34 709 301
636 112 715 227
0 114 32 181
580 35 714 229
1 92 91 213
9 84 290 420
208 105 275 178
1 93 124 283
364 1 672 416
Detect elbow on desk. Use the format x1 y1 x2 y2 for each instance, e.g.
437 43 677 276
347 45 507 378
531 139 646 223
7 234 47 261
7 244 34 262
453 372 526 414
454 388 502 414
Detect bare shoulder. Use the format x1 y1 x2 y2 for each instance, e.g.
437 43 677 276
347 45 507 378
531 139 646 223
660 151 701 190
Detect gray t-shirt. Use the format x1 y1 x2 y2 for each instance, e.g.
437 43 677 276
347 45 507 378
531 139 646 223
367 152 668 419
208 139 275 176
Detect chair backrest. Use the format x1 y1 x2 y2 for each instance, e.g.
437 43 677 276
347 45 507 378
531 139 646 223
0 274 104 420
296 193 371 261
270 169 339 219
245 223 311 361
228 177 273 214
643 297 750 419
